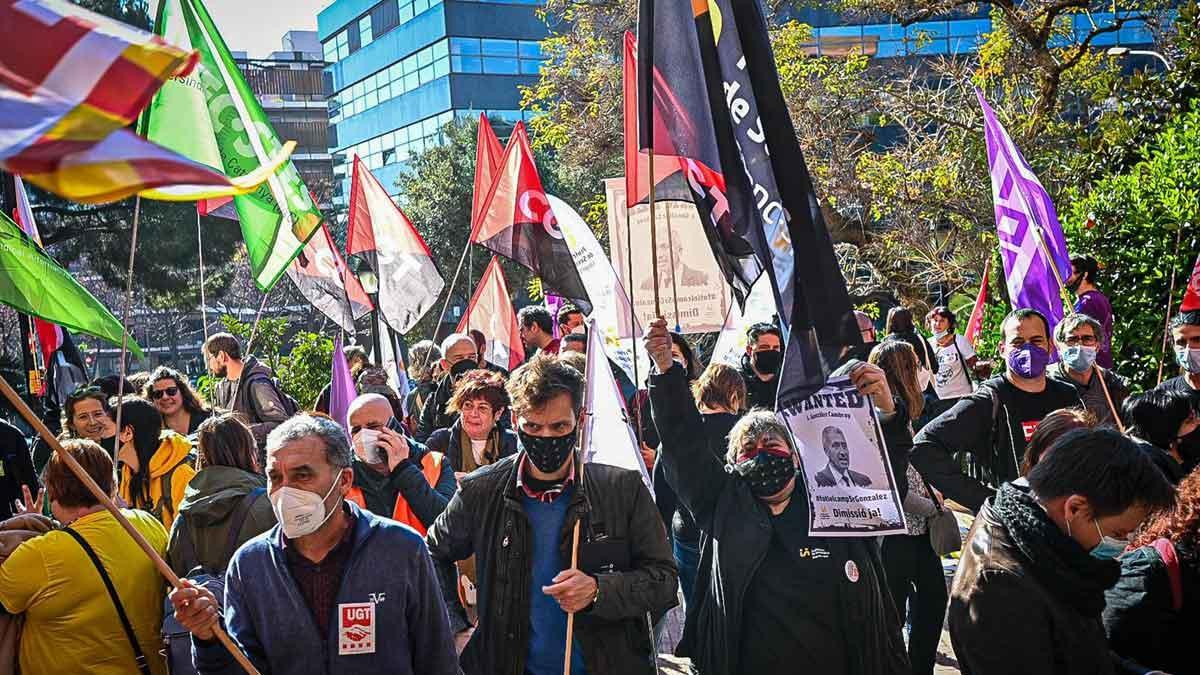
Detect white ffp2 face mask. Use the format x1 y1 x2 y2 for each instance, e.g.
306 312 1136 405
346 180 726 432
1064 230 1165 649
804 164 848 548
269 475 342 539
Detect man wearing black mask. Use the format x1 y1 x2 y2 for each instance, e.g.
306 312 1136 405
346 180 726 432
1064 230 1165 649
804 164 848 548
647 318 910 674
415 333 482 442
741 322 783 409
426 354 677 673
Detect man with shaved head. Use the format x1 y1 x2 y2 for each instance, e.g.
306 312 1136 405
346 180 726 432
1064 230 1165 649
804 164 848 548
416 332 484 441
346 393 456 533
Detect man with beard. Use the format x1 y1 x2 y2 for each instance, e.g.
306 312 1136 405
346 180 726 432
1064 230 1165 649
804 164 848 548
415 333 483 442
205 333 295 452
646 318 910 674
517 306 560 357
426 354 677 673
741 322 783 410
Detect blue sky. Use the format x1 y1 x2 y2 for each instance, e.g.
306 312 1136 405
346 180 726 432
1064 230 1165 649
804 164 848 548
206 0 332 57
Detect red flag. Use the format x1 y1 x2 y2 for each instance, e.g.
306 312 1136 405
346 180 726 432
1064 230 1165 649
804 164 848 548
471 113 505 233
13 176 62 385
622 31 703 208
471 123 590 309
287 222 373 334
457 256 525 372
1181 253 1200 312
347 155 444 333
966 258 991 346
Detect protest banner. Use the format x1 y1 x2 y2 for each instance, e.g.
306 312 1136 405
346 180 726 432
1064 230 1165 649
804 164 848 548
778 376 906 537
605 178 731 334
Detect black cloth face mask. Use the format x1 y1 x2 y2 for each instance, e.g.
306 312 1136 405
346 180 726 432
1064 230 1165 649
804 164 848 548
752 350 782 375
733 451 795 497
518 428 578 473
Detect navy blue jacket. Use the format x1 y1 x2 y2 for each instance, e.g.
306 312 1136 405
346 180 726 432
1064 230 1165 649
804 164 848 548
193 502 459 674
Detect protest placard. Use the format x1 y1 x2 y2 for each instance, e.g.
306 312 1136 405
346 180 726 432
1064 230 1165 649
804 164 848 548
779 376 906 537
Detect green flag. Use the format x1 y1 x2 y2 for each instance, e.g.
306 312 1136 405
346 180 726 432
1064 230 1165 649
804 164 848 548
141 0 322 291
0 213 143 358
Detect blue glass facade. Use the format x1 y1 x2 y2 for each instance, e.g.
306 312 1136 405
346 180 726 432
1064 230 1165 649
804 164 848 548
783 7 1157 58
318 0 547 205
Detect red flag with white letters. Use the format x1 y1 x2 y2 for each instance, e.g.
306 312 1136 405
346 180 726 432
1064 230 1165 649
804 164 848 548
470 123 590 311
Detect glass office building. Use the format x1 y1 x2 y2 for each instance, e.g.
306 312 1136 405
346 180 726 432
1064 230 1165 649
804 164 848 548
318 0 548 207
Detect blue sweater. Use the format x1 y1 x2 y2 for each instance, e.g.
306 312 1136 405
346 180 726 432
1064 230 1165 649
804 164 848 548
521 491 586 675
193 502 459 674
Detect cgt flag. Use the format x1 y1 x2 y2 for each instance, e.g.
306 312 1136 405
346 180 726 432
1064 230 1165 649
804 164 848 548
622 31 692 210
457 256 525 372
471 122 591 311
639 0 859 406
0 210 142 357
977 89 1072 328
1181 253 1200 312
471 113 505 233
346 155 444 333
141 0 324 291
286 222 373 335
965 258 991 346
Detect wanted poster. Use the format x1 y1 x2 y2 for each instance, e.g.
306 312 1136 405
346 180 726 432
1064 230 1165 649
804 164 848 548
779 376 907 537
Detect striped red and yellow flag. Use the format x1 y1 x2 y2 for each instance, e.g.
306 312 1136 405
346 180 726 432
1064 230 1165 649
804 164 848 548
0 0 287 204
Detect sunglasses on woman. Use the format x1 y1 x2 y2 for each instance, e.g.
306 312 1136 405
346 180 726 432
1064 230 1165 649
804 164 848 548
150 386 179 399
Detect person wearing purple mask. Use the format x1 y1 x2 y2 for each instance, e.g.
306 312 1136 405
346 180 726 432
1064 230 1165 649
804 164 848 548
910 309 1083 512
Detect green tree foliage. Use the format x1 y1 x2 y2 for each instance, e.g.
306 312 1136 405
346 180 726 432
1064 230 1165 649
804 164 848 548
216 314 332 407
1065 104 1200 390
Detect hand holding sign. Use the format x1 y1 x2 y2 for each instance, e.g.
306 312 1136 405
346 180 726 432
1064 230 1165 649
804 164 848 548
644 317 673 373
848 362 895 414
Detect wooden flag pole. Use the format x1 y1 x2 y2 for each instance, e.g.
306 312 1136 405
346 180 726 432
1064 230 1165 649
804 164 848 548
663 202 682 332
1157 226 1185 386
0 376 261 675
647 150 662 318
1095 367 1125 433
113 196 142 440
562 518 582 675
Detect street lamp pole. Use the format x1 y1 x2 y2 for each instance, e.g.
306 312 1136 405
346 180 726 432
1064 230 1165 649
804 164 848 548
1106 46 1173 70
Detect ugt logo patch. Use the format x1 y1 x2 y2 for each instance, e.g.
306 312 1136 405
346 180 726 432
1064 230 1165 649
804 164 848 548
338 602 376 655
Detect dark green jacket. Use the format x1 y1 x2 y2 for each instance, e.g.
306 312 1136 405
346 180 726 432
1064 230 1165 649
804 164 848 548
166 466 275 577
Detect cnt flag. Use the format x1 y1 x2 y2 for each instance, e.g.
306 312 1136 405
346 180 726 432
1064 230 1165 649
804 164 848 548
0 210 142 357
472 113 505 232
579 317 652 494
639 0 859 406
328 334 358 436
458 256 525 372
346 155 444 333
977 89 1072 328
141 0 323 291
471 122 591 311
286 222 373 335
965 258 991 346
0 0 282 204
1180 253 1200 312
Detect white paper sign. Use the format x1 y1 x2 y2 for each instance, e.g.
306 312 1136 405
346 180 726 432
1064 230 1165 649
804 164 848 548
778 376 906 537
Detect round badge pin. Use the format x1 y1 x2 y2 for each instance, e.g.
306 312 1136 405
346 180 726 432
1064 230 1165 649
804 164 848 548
844 560 860 583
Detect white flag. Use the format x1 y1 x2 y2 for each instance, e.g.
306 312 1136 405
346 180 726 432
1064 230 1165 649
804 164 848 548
549 195 648 386
580 318 653 495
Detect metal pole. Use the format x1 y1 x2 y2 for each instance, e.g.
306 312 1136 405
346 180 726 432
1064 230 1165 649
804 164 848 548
648 150 662 318
197 208 209 343
370 295 384 365
1157 226 1185 386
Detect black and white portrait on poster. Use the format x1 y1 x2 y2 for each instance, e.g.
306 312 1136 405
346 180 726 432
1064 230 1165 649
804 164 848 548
779 376 906 536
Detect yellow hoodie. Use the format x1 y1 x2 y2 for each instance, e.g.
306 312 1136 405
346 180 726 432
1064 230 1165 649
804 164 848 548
119 431 196 531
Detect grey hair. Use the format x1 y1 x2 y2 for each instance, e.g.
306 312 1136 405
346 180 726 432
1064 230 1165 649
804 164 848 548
266 414 352 470
408 340 441 381
1054 312 1105 345
440 332 475 356
725 410 794 464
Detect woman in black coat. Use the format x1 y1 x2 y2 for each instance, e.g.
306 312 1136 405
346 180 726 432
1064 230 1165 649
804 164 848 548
1104 468 1200 675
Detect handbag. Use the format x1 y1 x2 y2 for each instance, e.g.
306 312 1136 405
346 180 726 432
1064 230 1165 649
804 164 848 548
923 479 962 556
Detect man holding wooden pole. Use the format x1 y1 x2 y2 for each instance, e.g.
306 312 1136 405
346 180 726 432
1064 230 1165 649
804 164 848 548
426 354 676 675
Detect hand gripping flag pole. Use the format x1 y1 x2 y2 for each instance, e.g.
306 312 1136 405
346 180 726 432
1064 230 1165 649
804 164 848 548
0 376 261 675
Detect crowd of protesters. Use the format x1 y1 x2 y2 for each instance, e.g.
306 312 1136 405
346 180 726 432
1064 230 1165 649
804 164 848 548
0 259 1198 675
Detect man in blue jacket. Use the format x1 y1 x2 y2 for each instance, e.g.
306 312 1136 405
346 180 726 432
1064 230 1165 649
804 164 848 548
168 414 459 674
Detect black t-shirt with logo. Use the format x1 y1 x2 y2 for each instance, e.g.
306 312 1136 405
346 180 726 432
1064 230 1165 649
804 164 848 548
738 497 853 674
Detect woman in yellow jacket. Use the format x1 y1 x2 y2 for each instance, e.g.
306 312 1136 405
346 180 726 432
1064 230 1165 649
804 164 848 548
115 397 196 530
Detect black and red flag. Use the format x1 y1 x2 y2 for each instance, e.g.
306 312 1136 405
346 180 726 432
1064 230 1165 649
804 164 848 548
471 122 591 311
637 0 859 406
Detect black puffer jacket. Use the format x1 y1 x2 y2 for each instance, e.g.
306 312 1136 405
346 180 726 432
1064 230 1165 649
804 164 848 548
1103 541 1200 675
426 454 678 675
425 418 518 472
650 364 910 675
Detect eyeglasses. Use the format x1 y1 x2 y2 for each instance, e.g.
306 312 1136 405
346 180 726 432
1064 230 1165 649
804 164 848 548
1062 334 1099 347
150 386 179 399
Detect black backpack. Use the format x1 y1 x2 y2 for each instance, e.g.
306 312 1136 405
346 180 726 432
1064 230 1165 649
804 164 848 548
161 487 265 674
244 372 300 418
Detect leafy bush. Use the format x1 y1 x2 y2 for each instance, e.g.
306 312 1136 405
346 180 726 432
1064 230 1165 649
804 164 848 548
213 314 333 410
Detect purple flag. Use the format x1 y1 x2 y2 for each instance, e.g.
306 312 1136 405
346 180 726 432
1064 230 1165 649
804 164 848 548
545 294 566 339
329 334 358 436
977 89 1072 328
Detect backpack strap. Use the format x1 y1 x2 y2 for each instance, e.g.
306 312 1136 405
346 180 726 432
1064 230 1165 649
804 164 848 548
1151 538 1184 611
223 487 266 565
951 337 975 388
153 456 193 523
64 527 152 675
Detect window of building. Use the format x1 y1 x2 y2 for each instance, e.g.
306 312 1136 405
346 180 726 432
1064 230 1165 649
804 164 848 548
450 37 546 75
332 109 457 180
331 39 451 124
360 16 374 48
